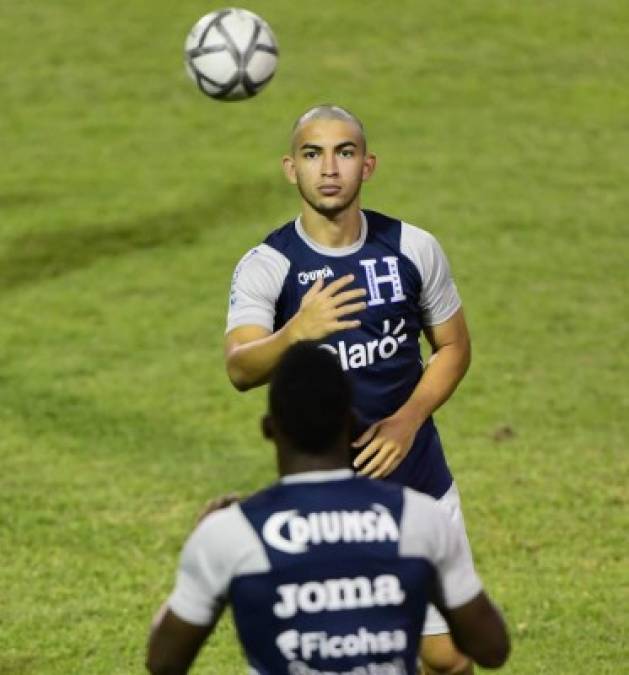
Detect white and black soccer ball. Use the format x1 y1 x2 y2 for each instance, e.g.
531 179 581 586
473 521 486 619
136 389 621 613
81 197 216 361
184 8 278 101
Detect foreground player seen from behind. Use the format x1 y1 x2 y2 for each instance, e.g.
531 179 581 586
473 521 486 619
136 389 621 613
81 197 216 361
147 343 509 674
225 105 475 673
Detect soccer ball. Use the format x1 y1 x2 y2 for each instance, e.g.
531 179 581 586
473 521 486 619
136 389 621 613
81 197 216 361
184 8 279 101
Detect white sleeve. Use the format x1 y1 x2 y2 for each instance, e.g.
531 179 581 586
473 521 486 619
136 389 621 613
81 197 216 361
400 223 461 325
167 515 229 626
399 488 482 609
226 243 290 333
167 504 271 626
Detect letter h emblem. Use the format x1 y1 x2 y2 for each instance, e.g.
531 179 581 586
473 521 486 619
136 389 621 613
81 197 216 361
359 257 406 306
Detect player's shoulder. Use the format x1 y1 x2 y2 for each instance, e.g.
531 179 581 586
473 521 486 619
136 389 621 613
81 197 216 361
231 238 292 287
190 501 271 575
364 210 440 252
239 481 282 513
229 219 302 281
183 503 242 561
363 209 402 245
396 216 442 253
363 209 402 229
194 501 246 539
263 218 301 254
396 220 450 277
240 474 404 513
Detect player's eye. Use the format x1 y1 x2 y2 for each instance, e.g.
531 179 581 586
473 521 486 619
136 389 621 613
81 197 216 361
339 148 355 158
302 150 318 159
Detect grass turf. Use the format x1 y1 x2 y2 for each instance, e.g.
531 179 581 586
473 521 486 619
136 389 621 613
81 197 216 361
1 1 627 672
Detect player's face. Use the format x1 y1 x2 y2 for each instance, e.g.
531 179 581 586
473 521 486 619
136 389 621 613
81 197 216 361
283 120 376 218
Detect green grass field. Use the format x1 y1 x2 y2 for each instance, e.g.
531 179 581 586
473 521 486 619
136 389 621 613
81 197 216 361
1 1 627 673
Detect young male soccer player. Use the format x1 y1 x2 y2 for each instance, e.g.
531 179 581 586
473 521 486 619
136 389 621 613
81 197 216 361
148 343 509 674
225 105 474 674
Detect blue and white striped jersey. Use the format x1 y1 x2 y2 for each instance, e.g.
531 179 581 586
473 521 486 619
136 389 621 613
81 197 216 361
168 470 482 675
227 211 462 499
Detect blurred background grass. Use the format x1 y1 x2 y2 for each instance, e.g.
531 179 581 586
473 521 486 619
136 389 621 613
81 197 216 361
1 1 627 672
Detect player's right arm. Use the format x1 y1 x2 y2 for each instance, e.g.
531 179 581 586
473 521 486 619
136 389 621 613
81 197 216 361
225 323 290 391
435 592 510 669
225 246 366 390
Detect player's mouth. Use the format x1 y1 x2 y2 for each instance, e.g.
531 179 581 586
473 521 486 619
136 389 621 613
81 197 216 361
318 185 342 196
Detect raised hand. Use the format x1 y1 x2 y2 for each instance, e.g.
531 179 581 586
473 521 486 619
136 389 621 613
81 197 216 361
288 274 367 341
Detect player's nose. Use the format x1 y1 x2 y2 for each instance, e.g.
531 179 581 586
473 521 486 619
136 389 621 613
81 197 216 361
321 152 339 176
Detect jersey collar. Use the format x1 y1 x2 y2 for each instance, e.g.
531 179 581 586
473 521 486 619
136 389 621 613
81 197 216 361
280 469 354 484
294 211 367 257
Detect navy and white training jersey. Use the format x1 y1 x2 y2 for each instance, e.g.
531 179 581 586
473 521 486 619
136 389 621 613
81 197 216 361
168 470 482 675
226 210 462 499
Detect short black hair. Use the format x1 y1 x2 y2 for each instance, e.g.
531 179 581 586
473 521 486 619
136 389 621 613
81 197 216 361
269 342 352 454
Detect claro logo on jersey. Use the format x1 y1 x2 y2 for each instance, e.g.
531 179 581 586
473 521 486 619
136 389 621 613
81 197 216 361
273 574 406 619
321 318 407 371
262 504 399 554
297 265 334 285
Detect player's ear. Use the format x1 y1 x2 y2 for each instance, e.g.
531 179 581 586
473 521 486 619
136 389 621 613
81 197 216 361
362 153 376 181
282 155 297 184
261 414 275 440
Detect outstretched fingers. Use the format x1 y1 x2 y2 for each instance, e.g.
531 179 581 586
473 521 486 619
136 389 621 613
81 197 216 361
302 276 325 300
353 436 385 471
356 440 398 477
370 452 402 479
352 422 379 449
332 319 362 331
329 287 368 307
296 273 367 340
333 301 367 319
319 274 359 298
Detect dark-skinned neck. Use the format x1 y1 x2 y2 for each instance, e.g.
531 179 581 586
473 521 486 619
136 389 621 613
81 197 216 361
276 442 352 478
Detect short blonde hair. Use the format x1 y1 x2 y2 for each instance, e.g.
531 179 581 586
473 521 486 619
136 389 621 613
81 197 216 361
291 104 366 151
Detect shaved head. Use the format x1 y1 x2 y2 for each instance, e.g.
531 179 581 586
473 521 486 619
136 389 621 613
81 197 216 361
291 104 367 153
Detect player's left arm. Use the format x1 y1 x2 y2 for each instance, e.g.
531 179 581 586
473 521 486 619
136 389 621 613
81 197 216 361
353 308 470 478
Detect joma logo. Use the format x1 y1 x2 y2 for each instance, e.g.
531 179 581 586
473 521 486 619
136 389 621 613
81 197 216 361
273 574 405 619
